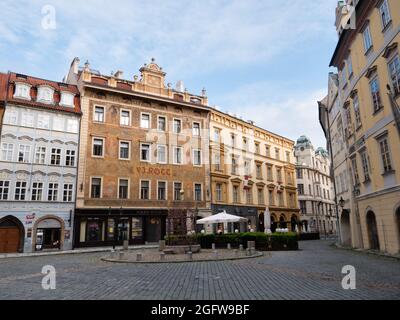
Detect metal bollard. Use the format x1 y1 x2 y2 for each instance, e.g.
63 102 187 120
227 243 231 250
136 252 143 262
212 243 216 250
239 244 244 251
246 248 251 256
160 252 165 261
187 251 193 261
118 251 125 260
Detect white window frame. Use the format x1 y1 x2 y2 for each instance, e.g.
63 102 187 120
157 144 167 164
18 144 31 163
50 147 62 165
65 149 76 167
120 109 131 127
47 183 59 201
37 114 50 130
67 118 79 133
139 180 151 200
193 183 203 202
1 143 14 162
0 180 10 200
37 85 54 104
92 137 105 158
173 118 182 134
35 146 47 164
192 122 201 137
21 112 34 128
157 115 167 132
90 176 103 199
14 181 27 201
140 112 151 129
63 183 74 202
173 146 183 165
363 25 373 53
193 149 202 166
119 140 131 160
216 183 222 202
60 92 75 107
118 178 130 199
157 180 168 201
379 0 391 29
140 143 151 162
93 105 105 123
173 181 183 201
14 82 31 100
31 182 43 201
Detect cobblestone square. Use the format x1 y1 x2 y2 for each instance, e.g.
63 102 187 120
0 240 399 300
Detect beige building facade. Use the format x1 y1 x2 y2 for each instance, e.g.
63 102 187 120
328 0 400 254
209 110 300 233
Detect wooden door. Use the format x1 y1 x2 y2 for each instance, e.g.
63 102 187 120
0 227 20 253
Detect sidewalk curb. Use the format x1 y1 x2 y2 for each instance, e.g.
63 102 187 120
0 245 158 260
333 243 400 261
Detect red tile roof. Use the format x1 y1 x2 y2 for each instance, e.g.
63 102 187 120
0 73 9 105
6 72 81 115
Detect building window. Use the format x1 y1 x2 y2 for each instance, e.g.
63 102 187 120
360 150 371 182
174 182 182 201
119 141 130 160
94 106 105 122
173 146 183 165
388 55 400 96
216 183 222 202
214 153 221 171
158 181 167 200
231 156 238 175
378 137 393 173
93 138 104 157
14 83 31 99
50 148 61 165
347 56 353 78
255 142 260 154
278 192 284 207
233 185 239 203
120 110 131 126
193 122 201 137
194 184 202 201
265 145 271 157
0 181 10 200
140 180 150 200
1 143 13 162
37 114 50 129
353 94 362 128
269 190 274 206
157 145 167 164
244 160 251 176
34 146 46 164
158 116 166 131
277 168 282 182
173 119 182 134
4 109 17 125
18 145 31 163
379 0 391 29
141 113 151 129
231 134 236 147
214 128 220 142
370 77 382 113
275 148 280 160
193 149 202 166
243 137 248 151
65 150 76 166
31 182 43 201
267 165 273 181
257 188 264 205
47 183 59 201
256 164 262 179
245 188 252 204
363 25 373 52
299 201 307 214
296 168 303 179
37 86 54 104
15 181 27 201
60 92 74 107
63 184 73 202
119 179 129 199
91 178 102 198
351 158 360 186
298 184 304 195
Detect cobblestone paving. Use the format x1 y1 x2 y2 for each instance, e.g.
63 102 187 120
0 240 399 300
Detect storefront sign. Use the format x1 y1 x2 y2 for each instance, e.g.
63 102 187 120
64 230 71 240
136 167 172 176
25 213 36 225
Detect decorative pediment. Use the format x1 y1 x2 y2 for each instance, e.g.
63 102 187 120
63 173 76 178
230 177 242 184
382 42 398 59
48 172 62 177
256 182 266 187
50 139 64 144
18 135 34 141
365 65 378 79
267 183 276 189
15 170 30 175
32 170 46 176
65 141 78 146
2 134 17 139
35 138 49 143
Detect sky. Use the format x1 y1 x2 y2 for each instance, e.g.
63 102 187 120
0 0 339 148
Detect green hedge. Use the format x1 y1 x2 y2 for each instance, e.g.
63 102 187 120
167 232 299 251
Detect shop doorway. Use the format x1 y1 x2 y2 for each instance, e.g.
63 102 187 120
146 217 162 243
366 211 380 250
34 217 64 251
0 216 24 253
340 210 351 247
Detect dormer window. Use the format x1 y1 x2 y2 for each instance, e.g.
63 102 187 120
14 82 31 100
60 92 75 107
37 86 54 104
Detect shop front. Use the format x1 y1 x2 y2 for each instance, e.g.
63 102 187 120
74 209 167 248
211 204 259 233
32 216 65 252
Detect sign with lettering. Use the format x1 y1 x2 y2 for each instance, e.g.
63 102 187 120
25 213 36 225
136 167 172 176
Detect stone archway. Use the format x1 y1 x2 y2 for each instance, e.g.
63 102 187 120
366 211 380 250
290 215 298 232
32 215 65 251
258 212 265 232
279 214 287 228
340 210 351 247
0 215 25 253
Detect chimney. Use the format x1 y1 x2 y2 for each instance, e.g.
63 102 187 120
71 57 80 74
114 70 124 79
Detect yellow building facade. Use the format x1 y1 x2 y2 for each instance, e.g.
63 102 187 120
330 0 400 254
209 110 300 233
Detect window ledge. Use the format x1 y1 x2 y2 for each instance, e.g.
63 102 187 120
382 20 392 33
373 106 384 116
364 46 374 56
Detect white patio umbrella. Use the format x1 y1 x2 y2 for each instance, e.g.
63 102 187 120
196 211 248 224
264 207 272 234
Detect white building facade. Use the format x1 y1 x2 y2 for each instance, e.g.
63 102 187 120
295 136 336 235
0 73 81 253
